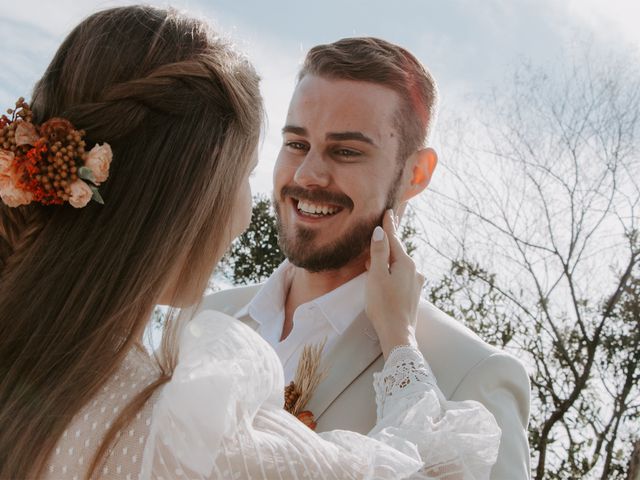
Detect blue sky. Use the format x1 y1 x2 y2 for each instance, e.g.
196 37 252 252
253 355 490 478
1 0 638 195
1 1 637 343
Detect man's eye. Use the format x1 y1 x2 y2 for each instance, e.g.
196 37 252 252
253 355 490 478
335 148 360 157
285 141 308 151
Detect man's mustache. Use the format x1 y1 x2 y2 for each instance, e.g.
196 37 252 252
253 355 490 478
280 185 354 211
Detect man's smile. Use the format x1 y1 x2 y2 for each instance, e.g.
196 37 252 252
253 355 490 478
296 199 342 217
288 197 344 223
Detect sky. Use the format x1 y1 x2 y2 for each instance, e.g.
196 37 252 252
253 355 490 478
1 0 638 197
1 0 638 290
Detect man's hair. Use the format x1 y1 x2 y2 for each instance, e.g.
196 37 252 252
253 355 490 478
299 37 438 162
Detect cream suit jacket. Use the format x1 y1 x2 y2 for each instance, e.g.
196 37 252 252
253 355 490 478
200 284 531 479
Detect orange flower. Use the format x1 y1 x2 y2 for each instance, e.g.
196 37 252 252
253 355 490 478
40 117 74 141
0 149 33 207
296 411 317 430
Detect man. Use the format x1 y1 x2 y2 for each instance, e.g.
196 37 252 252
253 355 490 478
203 37 531 479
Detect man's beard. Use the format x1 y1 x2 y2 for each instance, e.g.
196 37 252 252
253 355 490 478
274 177 400 273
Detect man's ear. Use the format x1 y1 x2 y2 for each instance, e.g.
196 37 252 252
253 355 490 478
400 147 438 202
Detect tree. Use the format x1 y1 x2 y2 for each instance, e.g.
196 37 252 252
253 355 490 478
221 194 420 284
420 47 640 479
219 194 285 285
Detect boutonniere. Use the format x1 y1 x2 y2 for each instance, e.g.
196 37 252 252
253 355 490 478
284 339 328 430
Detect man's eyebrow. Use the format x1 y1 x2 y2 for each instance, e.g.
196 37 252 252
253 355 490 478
282 126 377 147
326 131 376 147
282 125 307 136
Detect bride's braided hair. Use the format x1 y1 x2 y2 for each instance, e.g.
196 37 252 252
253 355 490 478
0 205 45 275
0 6 263 479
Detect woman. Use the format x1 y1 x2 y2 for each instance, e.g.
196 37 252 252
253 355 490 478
0 6 499 479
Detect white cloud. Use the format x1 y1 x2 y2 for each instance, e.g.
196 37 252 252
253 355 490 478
565 0 640 52
2 0 637 200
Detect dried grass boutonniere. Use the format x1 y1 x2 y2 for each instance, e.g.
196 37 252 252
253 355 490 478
284 339 328 430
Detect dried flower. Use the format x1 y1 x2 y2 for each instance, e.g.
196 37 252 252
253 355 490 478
69 179 93 208
14 122 39 146
283 339 328 432
0 99 111 209
0 149 15 184
296 411 317 431
288 340 327 416
40 117 74 141
84 143 112 184
0 182 33 207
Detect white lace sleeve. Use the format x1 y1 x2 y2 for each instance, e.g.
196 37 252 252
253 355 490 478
366 345 502 479
140 311 500 480
373 345 438 420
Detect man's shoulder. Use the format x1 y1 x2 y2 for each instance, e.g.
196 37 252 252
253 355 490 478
200 283 263 315
415 300 525 397
416 300 494 351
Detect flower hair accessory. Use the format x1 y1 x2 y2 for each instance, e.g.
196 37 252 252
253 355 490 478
0 98 112 208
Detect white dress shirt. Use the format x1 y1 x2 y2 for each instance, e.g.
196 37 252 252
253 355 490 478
247 260 366 383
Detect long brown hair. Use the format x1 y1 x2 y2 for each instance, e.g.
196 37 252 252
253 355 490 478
0 6 263 479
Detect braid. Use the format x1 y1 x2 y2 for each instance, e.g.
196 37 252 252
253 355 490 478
0 205 46 276
64 58 239 143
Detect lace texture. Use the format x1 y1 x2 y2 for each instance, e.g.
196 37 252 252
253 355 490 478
369 345 501 479
45 310 501 479
373 345 438 420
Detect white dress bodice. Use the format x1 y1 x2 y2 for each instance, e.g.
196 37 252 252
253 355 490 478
45 310 501 479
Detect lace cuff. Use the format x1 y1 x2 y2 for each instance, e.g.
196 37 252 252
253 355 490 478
373 345 438 421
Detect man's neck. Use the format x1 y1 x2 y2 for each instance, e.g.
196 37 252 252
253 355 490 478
281 257 367 341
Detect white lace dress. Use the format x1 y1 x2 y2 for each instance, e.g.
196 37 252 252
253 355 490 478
46 310 500 479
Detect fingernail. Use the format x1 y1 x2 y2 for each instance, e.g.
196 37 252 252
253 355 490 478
372 226 384 242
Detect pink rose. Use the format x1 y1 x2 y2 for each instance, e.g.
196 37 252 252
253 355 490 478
0 150 31 207
69 180 93 208
0 149 15 185
0 182 33 207
84 143 112 184
14 122 39 147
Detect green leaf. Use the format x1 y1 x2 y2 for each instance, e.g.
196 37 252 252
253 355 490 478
89 185 104 205
78 166 96 183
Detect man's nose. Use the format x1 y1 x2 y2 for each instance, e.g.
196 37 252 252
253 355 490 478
293 149 330 188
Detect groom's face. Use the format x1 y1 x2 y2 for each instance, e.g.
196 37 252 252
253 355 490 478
273 74 404 272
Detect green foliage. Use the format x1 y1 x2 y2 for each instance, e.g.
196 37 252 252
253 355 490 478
426 259 515 348
220 194 285 285
398 208 418 257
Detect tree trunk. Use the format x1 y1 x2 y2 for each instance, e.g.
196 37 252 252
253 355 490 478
628 441 640 480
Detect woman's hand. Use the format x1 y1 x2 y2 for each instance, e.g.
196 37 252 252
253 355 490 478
365 210 425 359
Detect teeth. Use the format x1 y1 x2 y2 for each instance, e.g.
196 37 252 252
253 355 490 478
297 200 339 216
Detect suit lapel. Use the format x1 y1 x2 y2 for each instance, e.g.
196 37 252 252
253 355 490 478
236 308 260 330
306 311 382 419
203 285 382 419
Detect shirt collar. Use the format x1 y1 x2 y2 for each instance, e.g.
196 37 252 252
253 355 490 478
247 260 366 335
311 273 366 335
247 260 293 326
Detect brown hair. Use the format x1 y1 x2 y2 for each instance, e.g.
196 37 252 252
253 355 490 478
299 37 438 162
0 6 263 479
